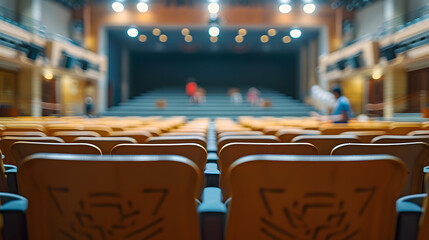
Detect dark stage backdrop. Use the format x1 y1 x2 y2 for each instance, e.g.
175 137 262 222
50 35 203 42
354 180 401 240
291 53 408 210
129 52 299 98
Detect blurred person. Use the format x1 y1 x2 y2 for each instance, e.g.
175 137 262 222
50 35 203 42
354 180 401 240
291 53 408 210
194 87 206 104
85 96 94 116
229 88 242 104
247 87 260 106
310 85 353 123
186 77 197 103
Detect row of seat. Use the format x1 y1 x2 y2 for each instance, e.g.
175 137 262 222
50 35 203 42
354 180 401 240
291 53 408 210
0 116 429 239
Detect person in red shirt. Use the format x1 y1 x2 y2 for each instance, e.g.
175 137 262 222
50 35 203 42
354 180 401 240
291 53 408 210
186 78 197 103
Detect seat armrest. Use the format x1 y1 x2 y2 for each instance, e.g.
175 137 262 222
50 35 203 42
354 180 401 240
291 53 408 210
205 163 220 187
395 194 426 240
0 192 28 240
4 164 18 194
198 187 227 240
207 152 218 164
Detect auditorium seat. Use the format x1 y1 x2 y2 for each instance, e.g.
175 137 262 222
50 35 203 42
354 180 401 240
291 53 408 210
224 154 406 240
340 131 386 143
388 122 422 135
162 132 207 138
81 125 113 137
372 135 429 145
408 130 429 136
0 131 47 138
292 135 360 155
217 135 279 153
18 153 201 240
110 130 152 143
320 126 355 135
44 124 83 136
73 137 137 154
276 129 321 142
145 136 207 149
52 131 101 142
3 124 45 133
11 142 102 168
112 143 207 196
332 142 429 195
0 137 64 165
217 131 263 138
218 143 318 201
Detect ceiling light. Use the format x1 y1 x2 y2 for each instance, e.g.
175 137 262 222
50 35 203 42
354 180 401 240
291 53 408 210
159 34 167 42
112 1 124 13
127 27 139 38
44 72 53 80
290 28 302 38
303 3 316 14
152 28 161 36
136 2 149 12
372 71 382 80
208 2 220 14
181 28 190 36
279 4 292 13
238 28 247 36
185 35 193 42
268 29 277 36
282 36 291 43
210 36 218 43
208 26 220 37
138 34 147 42
235 35 244 43
260 35 269 43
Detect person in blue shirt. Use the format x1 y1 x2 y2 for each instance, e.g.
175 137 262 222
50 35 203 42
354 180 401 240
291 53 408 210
311 85 353 123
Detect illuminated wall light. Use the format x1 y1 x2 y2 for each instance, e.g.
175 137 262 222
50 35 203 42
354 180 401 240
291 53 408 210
235 35 244 43
112 1 124 13
208 2 220 14
372 71 383 80
152 28 161 36
279 4 292 13
282 36 291 43
185 35 193 43
210 36 218 43
268 29 277 37
290 28 302 38
181 28 190 36
44 72 53 80
127 27 139 38
303 3 316 14
159 34 167 42
138 34 147 42
238 28 247 36
260 35 269 43
208 26 220 37
136 2 149 12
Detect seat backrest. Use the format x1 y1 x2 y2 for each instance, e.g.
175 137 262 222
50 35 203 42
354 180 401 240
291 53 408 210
4 124 45 133
388 123 422 135
407 130 429 136
372 135 429 145
145 136 207 149
217 131 263 138
276 129 321 142
110 130 151 143
292 135 360 155
0 131 47 138
82 125 113 137
11 142 102 168
0 136 64 165
52 131 101 142
332 142 429 195
73 137 137 154
18 153 201 240
217 135 279 153
45 124 83 135
111 143 207 173
340 131 386 143
225 154 406 240
219 143 318 201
